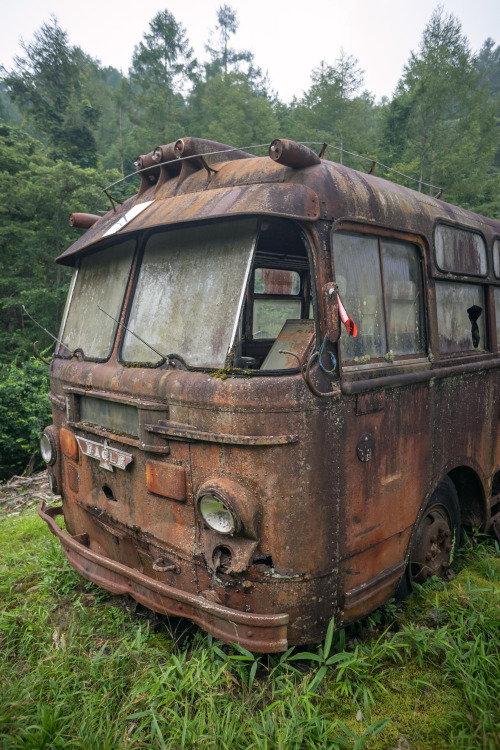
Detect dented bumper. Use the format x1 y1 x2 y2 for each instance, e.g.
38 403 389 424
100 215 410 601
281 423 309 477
38 502 289 652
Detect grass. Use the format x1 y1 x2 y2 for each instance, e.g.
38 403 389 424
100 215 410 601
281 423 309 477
0 509 499 749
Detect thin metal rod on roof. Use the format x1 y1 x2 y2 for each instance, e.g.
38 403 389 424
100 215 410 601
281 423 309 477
302 141 444 194
97 140 444 207
98 144 271 198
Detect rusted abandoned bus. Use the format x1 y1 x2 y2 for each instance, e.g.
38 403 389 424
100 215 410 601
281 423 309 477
39 137 500 652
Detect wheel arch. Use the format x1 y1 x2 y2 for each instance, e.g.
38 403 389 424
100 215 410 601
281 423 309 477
447 465 488 532
395 466 485 600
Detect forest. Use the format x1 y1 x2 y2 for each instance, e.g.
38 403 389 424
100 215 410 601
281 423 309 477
0 4 499 478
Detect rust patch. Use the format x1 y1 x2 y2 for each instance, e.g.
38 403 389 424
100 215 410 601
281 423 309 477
146 460 187 502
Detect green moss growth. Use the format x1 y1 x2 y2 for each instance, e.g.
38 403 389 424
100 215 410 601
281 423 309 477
209 368 231 380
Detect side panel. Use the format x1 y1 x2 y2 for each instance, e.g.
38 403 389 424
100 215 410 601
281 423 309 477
338 383 431 621
338 368 494 624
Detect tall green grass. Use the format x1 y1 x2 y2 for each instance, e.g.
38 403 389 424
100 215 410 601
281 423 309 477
0 510 498 749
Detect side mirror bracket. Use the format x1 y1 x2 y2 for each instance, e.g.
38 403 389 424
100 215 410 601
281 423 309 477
323 282 340 343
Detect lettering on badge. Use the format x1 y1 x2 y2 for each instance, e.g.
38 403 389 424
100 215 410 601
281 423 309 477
75 437 133 472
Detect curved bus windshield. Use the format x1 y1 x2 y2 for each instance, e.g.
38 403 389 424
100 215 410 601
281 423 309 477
58 240 136 360
121 219 258 368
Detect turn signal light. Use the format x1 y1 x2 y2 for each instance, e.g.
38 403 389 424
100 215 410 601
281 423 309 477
60 427 79 461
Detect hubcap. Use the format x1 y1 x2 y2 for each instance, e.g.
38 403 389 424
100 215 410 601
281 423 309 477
411 508 452 583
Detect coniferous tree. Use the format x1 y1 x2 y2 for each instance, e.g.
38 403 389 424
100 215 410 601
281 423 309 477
204 4 261 84
382 7 497 208
188 5 274 146
127 10 197 154
285 50 379 167
189 71 279 146
477 38 500 96
476 38 500 173
1 17 100 167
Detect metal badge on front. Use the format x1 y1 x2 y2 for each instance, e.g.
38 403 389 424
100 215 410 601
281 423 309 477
76 437 133 472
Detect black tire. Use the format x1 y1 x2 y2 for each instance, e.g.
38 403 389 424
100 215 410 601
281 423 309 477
396 476 461 599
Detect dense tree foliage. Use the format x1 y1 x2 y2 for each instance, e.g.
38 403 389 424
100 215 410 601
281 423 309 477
382 7 498 212
2 17 101 167
284 51 379 168
127 10 196 153
0 5 499 476
0 126 128 365
0 358 51 479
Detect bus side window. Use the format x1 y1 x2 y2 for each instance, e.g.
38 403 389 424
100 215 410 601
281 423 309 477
381 239 424 356
436 281 486 353
333 232 425 363
334 234 386 361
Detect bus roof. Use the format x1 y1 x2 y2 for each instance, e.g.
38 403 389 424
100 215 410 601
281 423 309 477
58 137 500 266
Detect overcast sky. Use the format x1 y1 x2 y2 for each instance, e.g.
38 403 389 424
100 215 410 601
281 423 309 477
1 0 499 103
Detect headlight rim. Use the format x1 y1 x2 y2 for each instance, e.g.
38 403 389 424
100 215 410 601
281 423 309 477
40 428 57 466
198 491 240 536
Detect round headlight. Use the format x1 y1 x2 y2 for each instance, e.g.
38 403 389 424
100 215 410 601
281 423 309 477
199 494 236 535
40 430 56 465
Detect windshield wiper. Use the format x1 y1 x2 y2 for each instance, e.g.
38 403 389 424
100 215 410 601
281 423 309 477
22 306 76 356
97 305 186 368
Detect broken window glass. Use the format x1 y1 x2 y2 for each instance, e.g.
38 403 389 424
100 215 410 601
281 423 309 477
435 281 486 353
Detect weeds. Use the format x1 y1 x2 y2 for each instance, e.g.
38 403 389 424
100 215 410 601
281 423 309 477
0 509 499 749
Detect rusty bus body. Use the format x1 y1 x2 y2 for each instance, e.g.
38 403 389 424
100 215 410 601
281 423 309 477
39 138 500 652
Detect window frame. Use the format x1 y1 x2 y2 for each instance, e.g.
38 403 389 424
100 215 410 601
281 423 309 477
55 236 137 363
331 224 428 369
118 218 259 370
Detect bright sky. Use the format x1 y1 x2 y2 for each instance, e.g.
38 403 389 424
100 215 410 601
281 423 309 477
0 0 499 103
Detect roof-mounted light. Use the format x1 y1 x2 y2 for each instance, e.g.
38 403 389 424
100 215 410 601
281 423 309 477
269 139 321 169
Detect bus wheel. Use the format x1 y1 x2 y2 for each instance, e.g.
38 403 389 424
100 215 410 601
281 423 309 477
409 477 461 585
396 477 461 599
